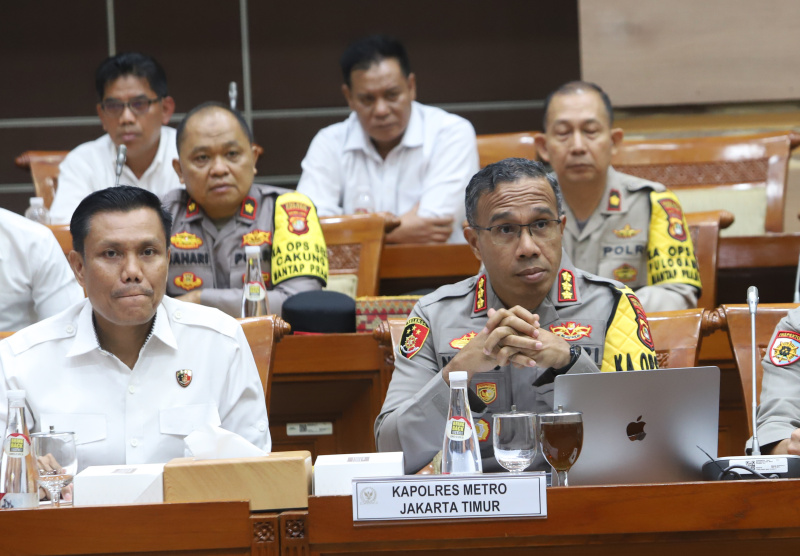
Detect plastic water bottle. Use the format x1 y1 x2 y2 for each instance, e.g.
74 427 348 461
441 371 483 474
1 390 38 509
24 197 50 225
241 245 270 317
353 185 374 214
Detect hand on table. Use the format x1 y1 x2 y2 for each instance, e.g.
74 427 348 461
385 203 453 244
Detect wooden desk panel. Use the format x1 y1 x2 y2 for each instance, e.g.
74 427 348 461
307 481 800 554
379 244 480 295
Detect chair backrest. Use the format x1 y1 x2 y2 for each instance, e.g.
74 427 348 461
319 213 386 297
712 303 798 435
0 332 13 340
475 132 538 168
237 315 291 412
647 308 710 369
612 132 799 236
47 224 73 257
15 151 68 209
684 210 734 309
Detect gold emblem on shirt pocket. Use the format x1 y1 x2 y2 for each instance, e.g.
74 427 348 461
176 369 193 388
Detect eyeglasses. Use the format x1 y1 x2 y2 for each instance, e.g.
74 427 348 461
100 96 162 117
473 219 562 245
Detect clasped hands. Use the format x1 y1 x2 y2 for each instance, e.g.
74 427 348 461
444 306 571 383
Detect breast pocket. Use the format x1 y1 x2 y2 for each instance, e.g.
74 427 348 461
41 413 106 445
159 403 221 436
598 241 647 288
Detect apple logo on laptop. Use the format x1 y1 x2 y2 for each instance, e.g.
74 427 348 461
626 416 646 441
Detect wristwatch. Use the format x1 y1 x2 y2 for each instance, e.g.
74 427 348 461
557 344 582 373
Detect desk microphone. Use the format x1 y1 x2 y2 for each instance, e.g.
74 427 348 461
702 286 800 479
114 144 127 187
229 82 238 110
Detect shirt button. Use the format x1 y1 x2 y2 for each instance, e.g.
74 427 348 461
128 385 136 394
258 422 267 432
65 325 75 334
131 438 139 447
174 310 183 320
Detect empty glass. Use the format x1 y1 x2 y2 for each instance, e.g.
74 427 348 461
31 429 77 507
493 406 537 473
538 405 583 487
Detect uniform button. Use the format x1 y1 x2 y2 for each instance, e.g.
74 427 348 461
128 385 136 394
131 438 139 447
65 325 75 334
174 310 183 320
258 422 267 432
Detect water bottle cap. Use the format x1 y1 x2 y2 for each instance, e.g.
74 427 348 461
29 197 44 207
449 371 468 383
7 389 25 401
244 245 261 256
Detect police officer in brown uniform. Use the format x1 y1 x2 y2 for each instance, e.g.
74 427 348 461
375 158 658 474
164 102 328 317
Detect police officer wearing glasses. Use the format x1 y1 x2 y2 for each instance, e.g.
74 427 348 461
375 158 658 474
51 52 182 224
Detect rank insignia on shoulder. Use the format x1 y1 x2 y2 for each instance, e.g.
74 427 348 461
399 317 430 359
657 198 687 241
241 230 272 247
607 189 621 211
613 224 641 238
613 263 638 283
186 199 199 217
549 321 592 341
626 293 654 350
450 331 477 349
558 269 577 302
174 271 203 291
476 419 490 442
240 196 257 220
280 201 311 235
474 274 487 313
770 330 800 366
176 369 193 387
170 231 203 250
476 382 497 404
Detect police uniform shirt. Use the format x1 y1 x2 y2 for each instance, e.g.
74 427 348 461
562 167 701 313
756 306 800 451
0 296 270 472
163 183 328 317
375 250 658 473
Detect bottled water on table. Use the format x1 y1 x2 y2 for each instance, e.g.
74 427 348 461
24 197 50 225
441 371 483 474
241 245 270 317
1 390 38 509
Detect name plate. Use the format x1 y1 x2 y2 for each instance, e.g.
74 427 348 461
352 473 547 521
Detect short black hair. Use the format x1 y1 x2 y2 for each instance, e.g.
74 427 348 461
542 81 614 130
340 35 411 87
465 158 563 227
175 101 253 152
70 185 172 255
95 52 168 101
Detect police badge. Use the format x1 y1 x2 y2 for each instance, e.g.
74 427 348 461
176 369 193 388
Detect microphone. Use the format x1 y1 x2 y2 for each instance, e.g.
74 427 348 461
229 82 238 110
747 286 760 456
114 144 127 187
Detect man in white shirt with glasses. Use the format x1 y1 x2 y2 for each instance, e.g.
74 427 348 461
51 52 182 224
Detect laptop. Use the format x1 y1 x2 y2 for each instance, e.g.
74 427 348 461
553 367 719 485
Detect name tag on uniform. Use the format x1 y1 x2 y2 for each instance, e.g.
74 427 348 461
352 473 547 521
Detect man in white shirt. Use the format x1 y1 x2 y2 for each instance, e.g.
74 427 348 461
50 52 181 224
297 35 479 244
0 207 84 332
0 186 270 471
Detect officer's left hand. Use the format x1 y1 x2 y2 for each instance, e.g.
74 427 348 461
174 290 202 304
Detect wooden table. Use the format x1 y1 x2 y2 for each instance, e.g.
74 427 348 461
306 480 800 555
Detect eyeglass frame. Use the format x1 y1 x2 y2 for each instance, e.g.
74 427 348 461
471 218 563 245
99 96 163 117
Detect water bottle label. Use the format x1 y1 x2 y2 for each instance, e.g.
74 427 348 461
0 492 38 509
445 416 472 441
3 433 30 458
244 282 266 301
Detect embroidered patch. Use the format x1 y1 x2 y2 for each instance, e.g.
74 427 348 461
280 201 312 235
476 382 497 404
607 189 621 211
657 198 687 241
241 230 272 247
627 293 654 350
613 263 638 283
176 369 193 387
173 272 203 291
240 196 257 220
186 199 199 217
549 321 592 341
170 231 203 250
474 274 487 313
399 317 430 359
770 330 800 366
558 269 577 302
613 224 641 239
450 331 478 349
476 419 490 442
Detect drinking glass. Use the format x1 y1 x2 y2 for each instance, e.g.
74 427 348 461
538 405 583 487
493 407 537 473
31 429 77 507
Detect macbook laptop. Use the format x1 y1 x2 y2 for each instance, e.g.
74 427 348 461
553 367 719 485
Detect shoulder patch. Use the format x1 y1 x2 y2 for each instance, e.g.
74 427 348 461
399 317 430 359
474 274 487 313
626 293 654 350
607 189 621 211
558 269 577 302
271 191 328 286
656 197 687 241
770 330 800 366
280 201 311 235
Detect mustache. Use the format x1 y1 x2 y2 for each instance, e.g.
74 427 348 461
111 287 154 298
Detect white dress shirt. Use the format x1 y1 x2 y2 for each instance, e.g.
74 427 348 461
0 296 270 471
51 126 182 224
0 208 84 332
297 102 478 243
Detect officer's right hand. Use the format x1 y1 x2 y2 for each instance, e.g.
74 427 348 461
772 429 800 455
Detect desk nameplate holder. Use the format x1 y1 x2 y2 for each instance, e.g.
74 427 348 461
352 473 547 521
